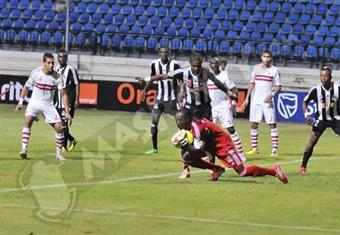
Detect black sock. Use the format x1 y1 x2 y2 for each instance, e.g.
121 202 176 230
301 151 312 168
151 126 158 150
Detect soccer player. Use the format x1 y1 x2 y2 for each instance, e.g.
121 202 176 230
55 48 80 152
15 52 72 160
173 110 288 183
299 66 340 175
241 50 282 157
135 46 181 154
208 56 245 160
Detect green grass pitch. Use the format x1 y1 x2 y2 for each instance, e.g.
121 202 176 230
1 104 340 235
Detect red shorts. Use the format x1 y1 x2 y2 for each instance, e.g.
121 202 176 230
217 147 244 171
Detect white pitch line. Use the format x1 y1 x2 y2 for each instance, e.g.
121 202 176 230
2 204 340 233
0 157 339 194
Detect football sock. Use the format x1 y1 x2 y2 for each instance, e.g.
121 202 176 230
244 165 275 177
230 131 244 154
56 132 64 150
301 151 312 168
151 124 158 150
21 127 30 151
270 127 279 152
250 128 258 150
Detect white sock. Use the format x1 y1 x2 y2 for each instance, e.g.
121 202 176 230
271 127 279 152
21 127 30 152
250 128 258 149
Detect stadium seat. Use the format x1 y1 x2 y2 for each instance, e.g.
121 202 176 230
169 6 179 18
232 41 243 56
154 26 164 36
263 12 274 23
126 15 136 27
158 7 168 18
30 0 40 11
317 4 328 15
100 34 111 49
182 39 194 53
239 11 250 22
269 43 281 58
300 34 311 45
40 31 51 45
87 2 97 14
197 18 207 30
106 25 117 34
134 6 144 16
22 9 33 20
114 14 124 26
13 19 25 29
227 9 238 21
76 2 88 13
194 39 206 52
311 15 322 25
184 18 195 30
171 38 181 52
280 2 292 13
305 45 318 66
293 24 304 35
151 0 163 7
243 42 255 57
176 0 186 7
258 0 268 12
304 3 315 15
96 24 106 35
92 13 102 25
84 23 94 32
17 29 28 44
293 45 304 59
317 26 328 37
329 5 340 16
281 45 292 58
214 30 225 40
23 19 36 29
275 12 286 24
324 16 335 26
329 26 340 37
256 22 267 33
167 26 177 37
174 17 184 29
215 8 226 20
263 33 274 42
218 41 230 55
234 0 244 10
324 37 336 46
18 0 29 10
28 30 39 44
181 7 192 19
268 23 279 34
111 35 121 49
164 0 174 7
239 31 250 41
71 22 82 32
210 0 221 9
299 14 310 25
140 0 151 7
319 47 329 59
36 20 47 31
256 43 267 55
330 48 340 62
111 4 121 15
269 1 280 12
103 14 113 25
251 11 262 22
122 35 134 50
131 25 142 35
226 31 237 40
199 0 209 9
192 7 203 19
145 6 156 17
99 3 110 14
288 13 299 24
281 24 292 35
159 37 169 47
204 8 215 20
51 31 64 46
250 31 261 41
142 25 153 35
232 21 243 32
162 17 172 28
223 0 233 10
245 22 256 32
220 20 231 31
4 29 15 43
178 28 188 38
203 28 213 39
190 28 201 38
208 39 218 52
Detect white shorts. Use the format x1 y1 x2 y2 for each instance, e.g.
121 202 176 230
25 102 61 124
212 104 234 128
249 102 276 124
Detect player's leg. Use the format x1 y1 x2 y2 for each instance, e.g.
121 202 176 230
264 103 279 157
182 150 225 181
66 102 78 152
44 105 65 160
146 102 163 154
247 103 261 154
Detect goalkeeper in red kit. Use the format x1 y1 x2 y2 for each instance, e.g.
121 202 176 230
173 110 288 183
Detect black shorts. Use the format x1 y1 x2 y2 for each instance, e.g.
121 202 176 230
312 119 340 135
152 100 178 115
184 103 212 120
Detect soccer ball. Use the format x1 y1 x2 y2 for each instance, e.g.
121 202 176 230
171 129 194 148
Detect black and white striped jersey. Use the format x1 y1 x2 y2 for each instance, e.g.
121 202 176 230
172 67 229 108
304 82 340 121
150 58 180 102
54 63 79 109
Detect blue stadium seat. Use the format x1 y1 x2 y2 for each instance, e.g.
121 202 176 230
324 0 334 4
71 22 82 32
276 33 286 43
329 5 339 16
281 45 292 58
24 19 36 29
76 2 88 13
13 19 25 29
304 3 315 15
330 48 340 62
4 29 15 42
96 24 106 35
288 13 299 24
87 2 97 14
40 31 51 44
92 13 102 25
75 32 86 47
305 45 318 62
114 14 125 25
215 8 226 20
245 22 256 32
22 9 33 20
140 0 151 7
210 0 221 9
292 2 304 14
234 0 244 10
223 0 233 10
250 31 261 41
198 0 209 8
269 1 280 12
299 34 311 44
311 15 322 25
118 24 129 34
228 9 238 21
269 43 280 58
28 31 39 44
142 25 153 35
239 31 250 41
209 19 220 30
164 0 174 7
218 41 230 55
319 47 329 59
167 26 177 37
182 38 194 53
154 26 164 36
312 35 323 46
17 29 28 44
111 35 121 49
324 16 335 26
174 17 184 29
83 23 94 32
171 38 181 52
298 14 310 25
34 10 45 21
36 20 47 31
329 26 340 37
268 23 279 34
336 17 340 27
135 37 145 51
152 0 163 7
214 30 225 40
251 11 262 22
8 0 18 9
255 43 267 55
208 39 218 52
226 30 237 40
169 6 179 18
9 9 21 20
30 0 40 11
305 25 316 36
232 21 243 32
162 17 172 28
159 37 169 47
106 25 117 34
263 33 274 42
125 15 136 27
51 31 64 46
280 2 292 13
287 34 299 43
239 10 250 22
256 22 267 33
243 42 255 57
134 6 144 17
18 0 29 10
101 34 111 48
281 24 292 34
274 12 286 24
131 25 142 35
176 0 186 7
145 6 156 17
203 28 213 39
178 28 188 38
263 11 274 23
158 7 168 18
194 39 206 52
181 7 192 19
146 37 157 51
246 0 256 11
190 28 201 38
317 4 328 15
293 24 304 35
324 37 336 46
99 3 110 14
317 26 328 37
122 35 134 50
111 4 121 15
103 14 113 24
0 29 4 42
192 7 203 19
197 18 207 30
204 8 215 20
184 18 195 29
117 0 128 5
221 20 231 31
258 0 269 12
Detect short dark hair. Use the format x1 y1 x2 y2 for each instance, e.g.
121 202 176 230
321 65 332 78
262 49 272 57
190 52 203 64
57 48 67 54
43 52 54 61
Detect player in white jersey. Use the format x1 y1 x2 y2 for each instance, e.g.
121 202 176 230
208 57 245 161
241 50 282 157
15 52 72 160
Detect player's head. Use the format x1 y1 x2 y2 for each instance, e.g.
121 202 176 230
190 52 203 75
42 52 54 74
220 59 227 71
175 109 193 130
159 46 169 63
320 65 332 85
57 48 68 66
261 49 272 67
209 56 221 74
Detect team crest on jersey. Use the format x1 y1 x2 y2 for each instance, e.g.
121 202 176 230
277 93 298 119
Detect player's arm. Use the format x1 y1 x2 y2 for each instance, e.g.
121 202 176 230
302 87 317 125
240 82 255 111
60 88 72 125
73 67 80 108
15 85 30 112
264 84 282 103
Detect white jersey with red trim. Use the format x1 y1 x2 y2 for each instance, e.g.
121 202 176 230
26 66 65 105
207 71 235 107
250 64 281 104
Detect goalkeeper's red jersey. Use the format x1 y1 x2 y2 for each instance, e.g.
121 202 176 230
190 117 235 156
